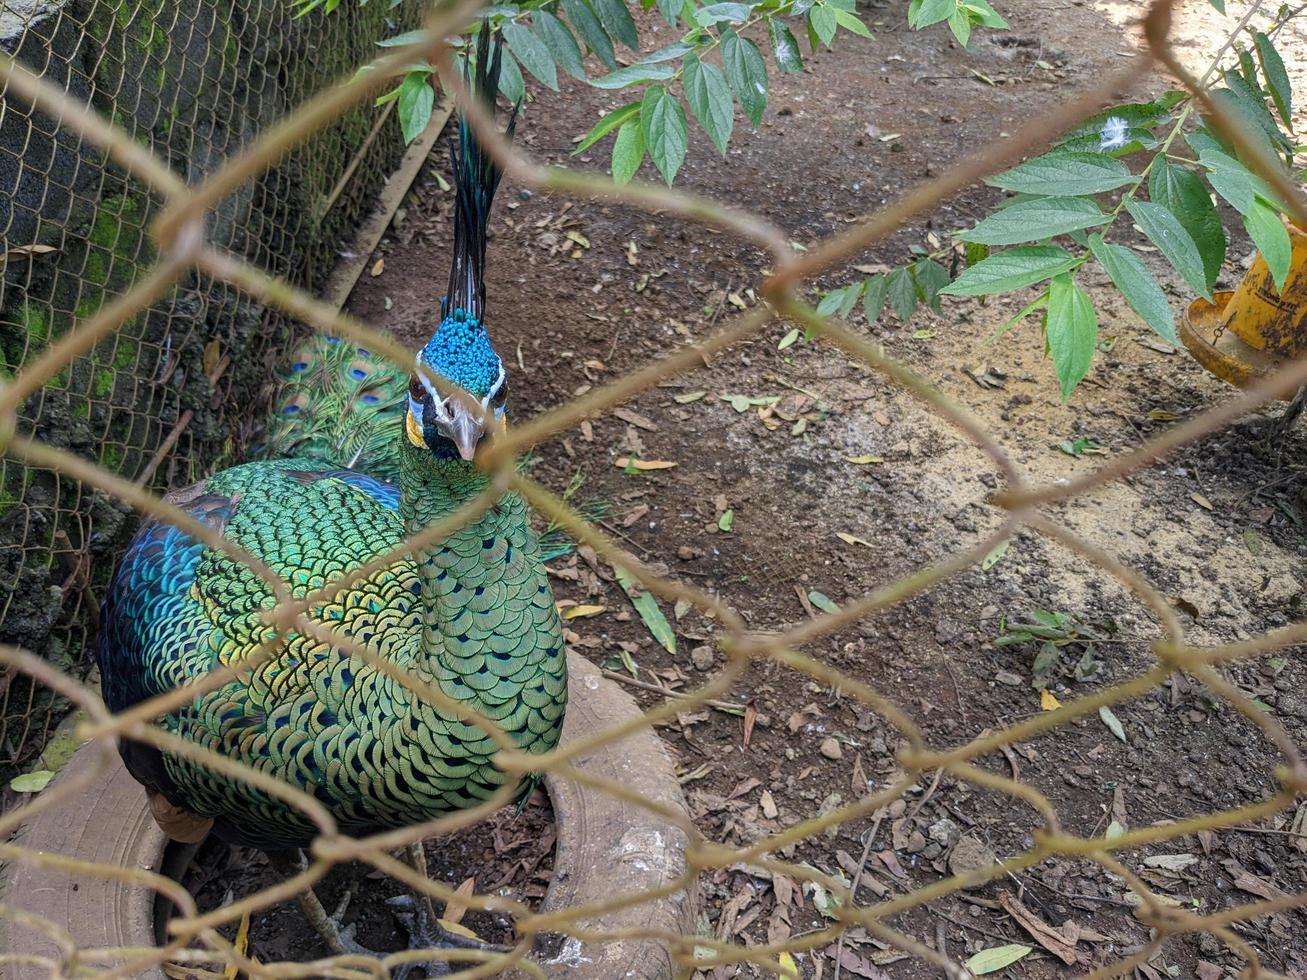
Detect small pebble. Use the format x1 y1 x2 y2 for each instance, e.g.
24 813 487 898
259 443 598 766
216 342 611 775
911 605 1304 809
820 737 843 760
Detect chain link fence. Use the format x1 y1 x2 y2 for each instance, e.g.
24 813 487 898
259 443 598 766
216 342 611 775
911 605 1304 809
0 0 1306 976
0 0 421 777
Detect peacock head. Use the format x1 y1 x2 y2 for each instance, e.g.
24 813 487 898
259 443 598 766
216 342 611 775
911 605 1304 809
406 307 507 460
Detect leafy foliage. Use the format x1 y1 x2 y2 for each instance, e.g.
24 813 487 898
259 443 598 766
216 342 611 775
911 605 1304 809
817 11 1305 400
314 0 1010 183
994 608 1110 691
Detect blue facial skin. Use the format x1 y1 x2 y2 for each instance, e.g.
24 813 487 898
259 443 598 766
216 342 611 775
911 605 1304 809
419 308 502 399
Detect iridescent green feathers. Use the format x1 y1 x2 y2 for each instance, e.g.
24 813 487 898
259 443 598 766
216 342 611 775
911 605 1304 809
263 337 408 482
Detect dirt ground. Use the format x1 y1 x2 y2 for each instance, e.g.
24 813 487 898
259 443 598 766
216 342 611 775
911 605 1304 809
201 0 1307 976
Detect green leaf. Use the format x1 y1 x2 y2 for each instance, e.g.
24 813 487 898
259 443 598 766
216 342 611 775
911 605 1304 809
562 0 617 69
777 327 800 350
941 245 1080 296
831 7 873 38
590 63 676 89
1207 0 1224 10
615 566 677 654
502 22 558 91
574 102 641 154
817 285 853 316
637 41 695 64
1148 160 1224 290
807 590 840 614
1046 273 1098 401
987 151 1138 196
10 770 54 793
1253 32 1293 130
960 197 1108 246
966 945 1033 975
497 47 526 104
718 508 734 531
862 274 888 324
1099 705 1128 743
887 266 917 321
592 0 640 50
1245 197 1292 295
534 11 586 81
695 2 751 25
683 54 734 155
809 5 837 47
1204 161 1256 215
656 0 680 27
611 118 645 183
640 85 688 185
767 17 805 73
1210 72 1291 153
397 72 435 144
1123 198 1212 302
722 31 769 126
962 0 1008 28
376 28 431 47
947 8 972 47
912 258 950 311
837 279 863 318
910 0 955 28
1087 235 1176 344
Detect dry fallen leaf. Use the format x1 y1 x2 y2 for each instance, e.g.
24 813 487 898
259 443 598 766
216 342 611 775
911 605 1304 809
845 454 884 465
442 877 476 925
3 243 58 262
996 891 1077 965
1143 853 1198 872
370 257 384 276
1190 491 1214 510
614 407 658 431
561 604 606 620
614 457 677 470
1040 689 1062 711
836 531 873 547
760 789 779 819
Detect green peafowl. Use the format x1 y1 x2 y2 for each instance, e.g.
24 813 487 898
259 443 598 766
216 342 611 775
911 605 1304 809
96 27 565 971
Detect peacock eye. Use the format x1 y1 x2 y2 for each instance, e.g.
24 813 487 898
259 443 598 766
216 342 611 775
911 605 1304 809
491 381 508 409
409 376 425 402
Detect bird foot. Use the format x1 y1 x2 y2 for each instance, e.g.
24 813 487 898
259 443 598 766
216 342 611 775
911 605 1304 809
386 893 511 979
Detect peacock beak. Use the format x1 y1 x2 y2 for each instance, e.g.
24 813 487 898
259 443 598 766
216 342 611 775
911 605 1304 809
445 394 486 460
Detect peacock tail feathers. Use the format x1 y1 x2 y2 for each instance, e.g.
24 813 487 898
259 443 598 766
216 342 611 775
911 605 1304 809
261 336 408 482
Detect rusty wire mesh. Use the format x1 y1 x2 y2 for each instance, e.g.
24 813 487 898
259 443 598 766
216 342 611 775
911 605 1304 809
0 0 420 776
0 0 1306 976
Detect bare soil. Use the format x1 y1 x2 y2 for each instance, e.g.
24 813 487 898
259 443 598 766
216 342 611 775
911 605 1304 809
198 0 1307 976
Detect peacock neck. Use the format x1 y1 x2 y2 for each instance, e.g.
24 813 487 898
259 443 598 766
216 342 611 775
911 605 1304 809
398 441 497 657
396 440 539 685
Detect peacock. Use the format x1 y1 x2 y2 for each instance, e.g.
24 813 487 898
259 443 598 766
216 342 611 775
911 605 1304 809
96 27 566 971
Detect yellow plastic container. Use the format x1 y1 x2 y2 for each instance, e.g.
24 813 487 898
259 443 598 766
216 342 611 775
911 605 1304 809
1179 219 1307 399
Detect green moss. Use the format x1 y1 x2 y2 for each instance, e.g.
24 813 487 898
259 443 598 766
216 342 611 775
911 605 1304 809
100 444 125 472
22 302 50 345
114 338 138 369
92 368 116 398
84 249 109 287
71 400 90 419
